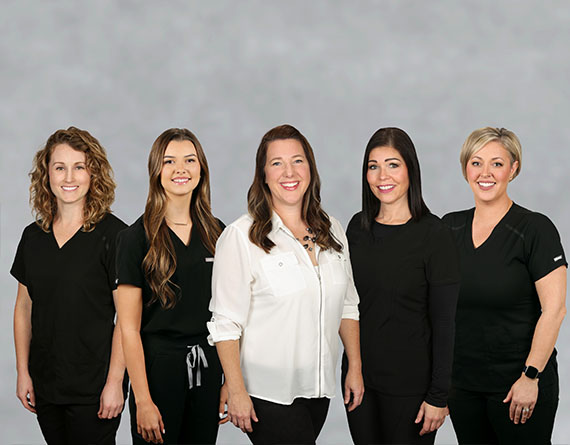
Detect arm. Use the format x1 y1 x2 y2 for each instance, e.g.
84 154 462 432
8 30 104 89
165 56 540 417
98 290 126 419
115 284 164 444
339 318 364 412
416 283 459 435
215 340 257 433
14 283 35 413
504 266 567 424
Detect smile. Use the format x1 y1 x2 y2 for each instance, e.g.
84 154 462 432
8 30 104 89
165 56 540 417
172 178 190 184
377 185 395 193
477 181 495 190
280 181 299 191
61 186 79 191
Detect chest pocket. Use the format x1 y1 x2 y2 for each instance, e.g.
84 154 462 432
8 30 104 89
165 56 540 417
325 253 349 286
261 252 306 297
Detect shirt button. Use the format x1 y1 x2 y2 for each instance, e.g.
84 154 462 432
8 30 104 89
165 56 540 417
278 262 283 267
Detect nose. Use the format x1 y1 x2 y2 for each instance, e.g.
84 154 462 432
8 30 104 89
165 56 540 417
481 163 491 177
65 167 74 182
284 161 294 177
175 160 187 173
378 166 389 180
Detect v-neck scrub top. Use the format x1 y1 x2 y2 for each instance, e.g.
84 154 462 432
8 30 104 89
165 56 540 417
116 216 221 338
207 213 359 405
443 203 567 392
10 213 127 404
345 212 460 406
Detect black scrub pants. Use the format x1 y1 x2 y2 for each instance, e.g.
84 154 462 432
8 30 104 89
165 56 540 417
343 384 436 445
448 380 559 445
35 395 121 445
130 334 222 445
247 396 330 445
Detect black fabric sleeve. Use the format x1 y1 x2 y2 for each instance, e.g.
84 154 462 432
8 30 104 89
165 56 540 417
115 224 147 288
103 217 129 290
425 222 461 286
10 227 29 286
424 282 459 407
524 213 567 282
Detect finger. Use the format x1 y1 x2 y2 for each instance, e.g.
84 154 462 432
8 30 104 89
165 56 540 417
159 418 166 436
503 389 513 403
244 417 253 433
153 426 163 444
251 406 259 423
513 405 522 424
218 416 230 425
415 405 424 423
344 385 351 405
509 401 515 421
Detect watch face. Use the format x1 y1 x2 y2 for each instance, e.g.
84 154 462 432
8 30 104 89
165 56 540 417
524 366 540 379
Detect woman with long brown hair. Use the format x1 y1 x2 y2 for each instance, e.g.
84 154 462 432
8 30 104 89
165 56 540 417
207 124 363 444
12 127 127 444
115 128 224 444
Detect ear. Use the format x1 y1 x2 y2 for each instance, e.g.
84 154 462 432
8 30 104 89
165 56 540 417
510 160 519 179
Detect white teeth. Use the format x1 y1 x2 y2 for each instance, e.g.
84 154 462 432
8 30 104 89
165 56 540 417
479 182 494 187
379 185 394 190
62 186 78 191
173 178 189 183
282 182 299 187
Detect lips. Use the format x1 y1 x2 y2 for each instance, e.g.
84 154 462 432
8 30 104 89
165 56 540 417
280 181 300 191
172 177 190 184
377 184 395 193
477 181 495 191
61 186 79 191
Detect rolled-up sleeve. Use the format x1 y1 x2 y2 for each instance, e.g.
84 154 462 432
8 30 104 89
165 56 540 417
207 224 254 344
332 218 359 320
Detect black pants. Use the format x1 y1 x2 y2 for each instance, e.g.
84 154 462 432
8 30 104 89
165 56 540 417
448 382 559 445
247 396 330 445
35 396 121 445
344 385 436 445
130 334 223 445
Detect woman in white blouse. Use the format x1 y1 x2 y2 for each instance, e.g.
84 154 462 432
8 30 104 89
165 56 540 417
208 124 364 444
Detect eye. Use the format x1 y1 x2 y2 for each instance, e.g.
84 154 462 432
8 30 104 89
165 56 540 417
293 158 304 164
368 164 378 170
271 161 282 167
55 166 64 171
388 162 400 169
470 161 480 167
75 165 85 170
163 159 174 165
186 158 196 163
492 162 503 167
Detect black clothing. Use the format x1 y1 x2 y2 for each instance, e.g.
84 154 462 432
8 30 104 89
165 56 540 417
342 384 436 445
116 216 219 338
344 212 459 407
11 213 127 405
129 335 222 445
448 382 559 445
35 396 121 445
442 204 567 392
247 397 330 445
116 216 224 444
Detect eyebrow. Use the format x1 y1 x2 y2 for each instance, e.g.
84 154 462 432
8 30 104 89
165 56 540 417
51 161 86 165
163 154 197 158
472 155 505 161
367 157 401 163
268 154 304 163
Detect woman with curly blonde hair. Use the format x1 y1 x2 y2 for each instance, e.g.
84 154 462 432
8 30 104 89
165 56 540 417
11 127 128 445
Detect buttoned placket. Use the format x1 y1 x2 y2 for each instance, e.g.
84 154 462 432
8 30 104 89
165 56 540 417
277 223 326 397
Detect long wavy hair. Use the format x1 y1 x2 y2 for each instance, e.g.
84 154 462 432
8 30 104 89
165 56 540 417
247 124 342 253
29 126 115 232
143 128 221 309
361 127 430 232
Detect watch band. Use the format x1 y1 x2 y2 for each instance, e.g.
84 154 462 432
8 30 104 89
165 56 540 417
523 365 541 380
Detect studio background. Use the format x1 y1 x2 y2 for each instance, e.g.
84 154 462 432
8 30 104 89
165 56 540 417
1 1 569 443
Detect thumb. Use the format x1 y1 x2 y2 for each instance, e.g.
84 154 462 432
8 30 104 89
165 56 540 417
415 403 425 423
251 406 259 423
503 389 513 403
159 417 165 434
97 396 104 418
344 383 351 405
29 388 36 408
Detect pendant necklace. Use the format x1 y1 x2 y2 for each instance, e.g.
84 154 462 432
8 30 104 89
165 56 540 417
296 227 317 251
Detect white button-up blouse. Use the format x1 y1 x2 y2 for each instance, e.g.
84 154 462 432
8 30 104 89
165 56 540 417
207 212 359 404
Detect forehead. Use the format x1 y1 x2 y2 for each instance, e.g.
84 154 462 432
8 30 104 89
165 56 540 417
164 139 197 156
266 139 304 159
368 145 402 160
50 143 86 163
472 140 509 158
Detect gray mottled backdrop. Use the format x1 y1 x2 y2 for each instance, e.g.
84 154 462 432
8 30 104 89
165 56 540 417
1 1 569 443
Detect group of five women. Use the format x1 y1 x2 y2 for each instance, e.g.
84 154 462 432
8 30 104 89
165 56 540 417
12 124 566 444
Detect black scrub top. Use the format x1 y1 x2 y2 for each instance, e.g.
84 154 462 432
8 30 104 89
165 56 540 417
345 212 460 405
443 203 567 392
10 213 127 404
116 216 223 339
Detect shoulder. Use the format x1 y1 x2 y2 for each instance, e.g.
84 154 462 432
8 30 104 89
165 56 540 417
509 204 561 236
226 214 253 233
95 213 129 237
19 221 46 244
214 217 226 231
117 215 147 245
441 208 472 229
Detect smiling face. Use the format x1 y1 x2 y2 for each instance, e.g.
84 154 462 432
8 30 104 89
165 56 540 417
49 143 91 208
160 139 201 199
366 146 410 209
465 140 518 205
264 138 311 211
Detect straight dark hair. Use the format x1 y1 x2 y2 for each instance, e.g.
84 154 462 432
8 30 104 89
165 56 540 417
361 127 430 231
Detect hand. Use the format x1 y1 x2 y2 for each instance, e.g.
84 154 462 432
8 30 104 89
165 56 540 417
218 382 230 425
343 367 364 412
136 400 165 444
503 374 539 424
227 388 258 433
16 372 36 413
415 401 448 436
98 380 124 419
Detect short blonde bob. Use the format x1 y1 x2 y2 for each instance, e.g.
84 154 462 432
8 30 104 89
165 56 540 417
459 127 522 181
29 126 116 232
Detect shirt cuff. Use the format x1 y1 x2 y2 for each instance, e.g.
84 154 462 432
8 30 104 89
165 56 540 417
206 315 242 345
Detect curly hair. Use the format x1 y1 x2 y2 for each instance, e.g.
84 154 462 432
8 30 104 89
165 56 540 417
143 128 222 309
247 124 342 253
29 126 116 232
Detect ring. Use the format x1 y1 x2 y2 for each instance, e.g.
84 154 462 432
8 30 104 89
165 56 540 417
522 407 530 414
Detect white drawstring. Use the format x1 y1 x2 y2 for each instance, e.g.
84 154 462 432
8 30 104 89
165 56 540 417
186 344 209 389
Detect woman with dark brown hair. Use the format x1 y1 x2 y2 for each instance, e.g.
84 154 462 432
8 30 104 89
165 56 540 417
207 124 363 445
12 127 127 445
115 128 224 445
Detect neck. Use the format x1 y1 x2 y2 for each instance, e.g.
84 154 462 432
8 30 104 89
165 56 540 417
474 194 513 222
54 201 85 227
273 202 304 229
165 194 192 225
376 200 412 224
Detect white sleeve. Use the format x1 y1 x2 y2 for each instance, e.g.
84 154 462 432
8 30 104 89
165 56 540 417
332 217 360 320
207 224 254 344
